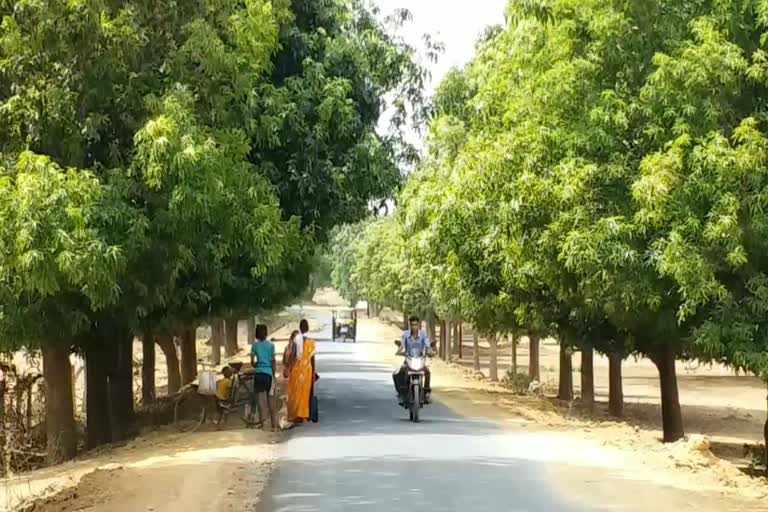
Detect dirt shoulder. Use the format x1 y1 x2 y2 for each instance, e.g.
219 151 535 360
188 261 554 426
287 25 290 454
2 425 279 512
431 360 768 499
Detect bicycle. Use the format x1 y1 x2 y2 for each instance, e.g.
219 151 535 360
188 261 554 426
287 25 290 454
213 362 261 428
174 361 260 432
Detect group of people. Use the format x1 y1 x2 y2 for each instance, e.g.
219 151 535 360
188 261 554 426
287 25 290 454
214 318 318 431
214 313 435 429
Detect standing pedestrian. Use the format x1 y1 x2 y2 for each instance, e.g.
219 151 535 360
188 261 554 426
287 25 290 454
250 324 277 431
287 319 316 423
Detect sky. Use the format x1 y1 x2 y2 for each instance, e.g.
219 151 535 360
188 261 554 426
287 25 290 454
373 0 508 149
374 0 508 95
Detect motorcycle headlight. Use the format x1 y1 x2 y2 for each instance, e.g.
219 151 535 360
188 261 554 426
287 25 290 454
407 358 424 372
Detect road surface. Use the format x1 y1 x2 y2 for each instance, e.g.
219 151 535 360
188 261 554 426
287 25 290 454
260 309 754 512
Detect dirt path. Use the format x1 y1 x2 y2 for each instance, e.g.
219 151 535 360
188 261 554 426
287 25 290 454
2 426 278 512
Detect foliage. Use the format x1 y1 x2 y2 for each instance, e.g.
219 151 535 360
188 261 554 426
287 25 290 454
328 221 368 304
0 0 426 338
0 0 427 458
333 0 768 444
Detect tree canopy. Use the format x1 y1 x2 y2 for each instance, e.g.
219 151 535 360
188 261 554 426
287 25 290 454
328 0 768 445
0 0 428 461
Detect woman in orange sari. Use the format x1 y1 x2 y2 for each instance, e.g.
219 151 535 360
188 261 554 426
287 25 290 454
287 320 316 423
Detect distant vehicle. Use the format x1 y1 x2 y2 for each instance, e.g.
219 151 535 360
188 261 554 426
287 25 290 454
332 308 357 343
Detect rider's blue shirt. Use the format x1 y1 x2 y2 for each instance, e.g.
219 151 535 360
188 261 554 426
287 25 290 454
401 330 430 352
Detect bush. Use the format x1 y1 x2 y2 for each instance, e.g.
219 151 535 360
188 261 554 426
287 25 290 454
502 369 532 394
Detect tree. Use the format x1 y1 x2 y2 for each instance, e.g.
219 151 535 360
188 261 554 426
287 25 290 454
329 222 369 304
0 152 128 459
339 0 768 447
0 0 428 461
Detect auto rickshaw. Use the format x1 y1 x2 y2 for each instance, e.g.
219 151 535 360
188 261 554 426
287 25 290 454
332 307 357 343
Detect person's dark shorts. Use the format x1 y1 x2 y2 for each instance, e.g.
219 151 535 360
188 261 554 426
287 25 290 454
253 372 272 393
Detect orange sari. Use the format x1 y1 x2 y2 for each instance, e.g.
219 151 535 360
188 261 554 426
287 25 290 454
287 338 315 422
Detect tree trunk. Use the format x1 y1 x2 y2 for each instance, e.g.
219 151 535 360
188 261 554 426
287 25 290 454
608 352 624 417
142 331 155 404
15 377 22 430
440 320 447 360
180 327 198 386
157 335 181 395
473 332 480 371
402 311 408 331
210 318 223 365
42 343 76 464
85 344 110 448
26 380 33 433
246 317 256 345
0 368 6 426
764 382 768 474
71 363 77 419
225 317 239 357
511 334 518 375
580 344 595 411
108 332 136 443
651 347 684 443
82 364 88 416
445 320 456 363
528 334 540 381
558 343 573 401
489 334 499 382
427 314 436 346
458 322 463 359
0 370 5 476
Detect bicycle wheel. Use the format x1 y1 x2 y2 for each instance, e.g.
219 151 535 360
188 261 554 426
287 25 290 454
239 397 260 427
175 401 207 432
190 406 207 432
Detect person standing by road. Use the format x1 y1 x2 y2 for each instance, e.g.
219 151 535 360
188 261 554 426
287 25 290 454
250 324 278 431
282 329 299 379
287 319 316 423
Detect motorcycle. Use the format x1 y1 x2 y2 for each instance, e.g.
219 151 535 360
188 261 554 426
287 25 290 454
394 339 430 422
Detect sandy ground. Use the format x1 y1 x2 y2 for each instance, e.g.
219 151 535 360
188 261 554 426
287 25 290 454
462 335 766 444
1 426 279 512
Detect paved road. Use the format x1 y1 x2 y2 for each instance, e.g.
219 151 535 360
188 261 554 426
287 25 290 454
260 310 753 512
262 312 588 512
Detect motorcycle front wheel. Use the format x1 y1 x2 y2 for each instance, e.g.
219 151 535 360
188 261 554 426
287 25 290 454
409 384 420 422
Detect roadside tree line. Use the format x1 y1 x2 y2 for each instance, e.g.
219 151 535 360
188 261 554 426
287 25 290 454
0 0 428 466
329 0 768 450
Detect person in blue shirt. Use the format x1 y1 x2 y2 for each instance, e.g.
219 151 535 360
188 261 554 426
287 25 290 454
250 323 277 431
393 315 432 404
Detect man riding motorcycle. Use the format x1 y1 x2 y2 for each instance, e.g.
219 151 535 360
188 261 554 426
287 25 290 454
393 315 432 405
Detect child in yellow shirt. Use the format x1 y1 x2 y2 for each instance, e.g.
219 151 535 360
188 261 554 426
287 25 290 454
215 366 234 425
